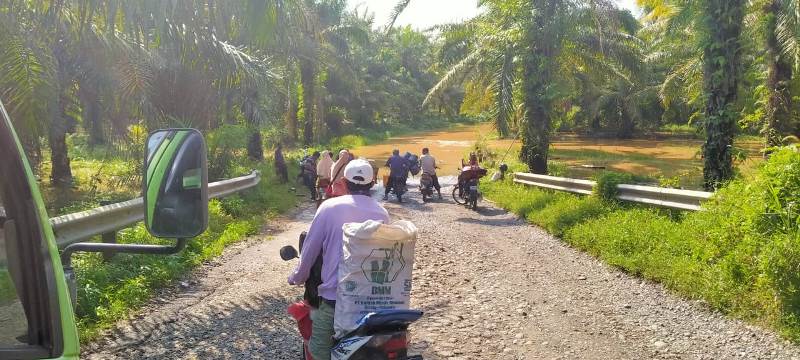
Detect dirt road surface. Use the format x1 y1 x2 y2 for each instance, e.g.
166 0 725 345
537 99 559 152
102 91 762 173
85 179 800 359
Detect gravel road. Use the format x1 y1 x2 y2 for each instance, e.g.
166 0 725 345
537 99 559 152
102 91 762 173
85 179 800 359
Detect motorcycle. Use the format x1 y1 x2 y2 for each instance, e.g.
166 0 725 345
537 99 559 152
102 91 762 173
281 233 424 360
453 166 487 210
419 173 435 202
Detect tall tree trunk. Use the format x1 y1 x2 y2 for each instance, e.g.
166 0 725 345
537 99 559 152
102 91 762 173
701 0 744 190
224 91 237 125
247 131 264 160
764 0 794 151
300 59 316 145
242 89 264 160
285 61 298 142
21 136 42 171
85 93 104 146
520 0 558 174
617 103 635 139
50 90 73 185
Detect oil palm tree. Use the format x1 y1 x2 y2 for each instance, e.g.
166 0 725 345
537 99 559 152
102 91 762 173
761 0 799 149
700 0 745 189
426 0 641 172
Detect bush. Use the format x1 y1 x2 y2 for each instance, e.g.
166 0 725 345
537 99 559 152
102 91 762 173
207 125 250 180
593 171 635 201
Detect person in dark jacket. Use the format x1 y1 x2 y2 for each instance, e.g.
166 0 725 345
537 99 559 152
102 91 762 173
302 151 320 200
383 149 409 202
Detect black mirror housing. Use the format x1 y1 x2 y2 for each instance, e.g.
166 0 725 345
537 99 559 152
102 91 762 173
280 246 299 261
143 129 208 239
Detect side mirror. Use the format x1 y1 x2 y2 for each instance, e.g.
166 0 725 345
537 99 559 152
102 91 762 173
144 129 208 239
280 246 299 261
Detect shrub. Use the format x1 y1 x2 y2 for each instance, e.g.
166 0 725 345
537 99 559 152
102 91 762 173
593 171 635 202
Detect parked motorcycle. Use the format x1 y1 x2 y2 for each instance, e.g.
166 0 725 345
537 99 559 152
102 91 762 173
419 173 435 202
280 233 424 360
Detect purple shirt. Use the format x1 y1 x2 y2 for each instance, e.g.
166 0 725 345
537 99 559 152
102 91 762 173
288 194 390 301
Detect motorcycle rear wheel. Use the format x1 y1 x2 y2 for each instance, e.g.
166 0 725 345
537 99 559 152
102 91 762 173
452 185 467 205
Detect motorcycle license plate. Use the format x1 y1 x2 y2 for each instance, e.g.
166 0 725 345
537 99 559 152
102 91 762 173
469 186 478 191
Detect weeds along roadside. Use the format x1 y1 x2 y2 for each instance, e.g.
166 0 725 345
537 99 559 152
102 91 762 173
482 147 800 341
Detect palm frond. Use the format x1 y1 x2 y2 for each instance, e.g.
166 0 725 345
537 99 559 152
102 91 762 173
776 0 800 70
386 0 412 31
0 22 56 136
491 48 514 137
423 48 482 108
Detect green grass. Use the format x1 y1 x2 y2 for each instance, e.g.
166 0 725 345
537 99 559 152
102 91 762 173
484 148 800 341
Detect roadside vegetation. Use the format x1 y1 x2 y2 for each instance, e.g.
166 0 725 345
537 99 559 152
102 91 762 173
483 147 800 340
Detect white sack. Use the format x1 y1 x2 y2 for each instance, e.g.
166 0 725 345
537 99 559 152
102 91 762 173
334 220 418 338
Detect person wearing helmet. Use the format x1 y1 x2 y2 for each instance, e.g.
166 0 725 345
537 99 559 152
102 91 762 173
288 159 389 360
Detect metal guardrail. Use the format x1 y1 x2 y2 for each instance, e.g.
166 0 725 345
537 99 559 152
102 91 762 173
513 172 713 211
50 171 262 248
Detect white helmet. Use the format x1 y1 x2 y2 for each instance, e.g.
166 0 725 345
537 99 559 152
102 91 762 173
344 159 374 185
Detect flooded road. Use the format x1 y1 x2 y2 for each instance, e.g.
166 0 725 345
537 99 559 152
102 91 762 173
352 122 763 189
354 124 503 176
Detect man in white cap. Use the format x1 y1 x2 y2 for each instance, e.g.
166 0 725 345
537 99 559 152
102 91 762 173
288 159 389 360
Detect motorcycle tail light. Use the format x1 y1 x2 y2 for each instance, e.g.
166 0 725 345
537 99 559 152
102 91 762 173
362 332 408 359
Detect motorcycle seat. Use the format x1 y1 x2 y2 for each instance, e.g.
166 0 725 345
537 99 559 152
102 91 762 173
349 310 424 336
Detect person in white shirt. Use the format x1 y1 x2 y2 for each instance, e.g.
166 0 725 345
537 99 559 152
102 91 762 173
419 148 442 199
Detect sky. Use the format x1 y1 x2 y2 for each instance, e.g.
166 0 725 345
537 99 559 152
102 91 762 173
347 0 642 30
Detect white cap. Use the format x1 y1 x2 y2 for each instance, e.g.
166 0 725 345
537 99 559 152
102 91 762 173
344 159 374 185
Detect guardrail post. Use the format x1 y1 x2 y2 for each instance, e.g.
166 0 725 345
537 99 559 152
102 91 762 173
99 200 117 262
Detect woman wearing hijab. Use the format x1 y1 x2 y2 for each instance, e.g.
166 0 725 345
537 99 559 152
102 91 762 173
330 150 351 182
316 150 334 200
327 149 352 197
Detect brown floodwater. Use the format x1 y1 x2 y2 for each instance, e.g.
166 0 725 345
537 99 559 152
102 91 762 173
355 124 507 176
353 123 764 189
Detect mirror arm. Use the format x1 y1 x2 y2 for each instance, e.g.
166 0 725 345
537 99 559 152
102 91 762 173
61 238 189 268
60 239 188 310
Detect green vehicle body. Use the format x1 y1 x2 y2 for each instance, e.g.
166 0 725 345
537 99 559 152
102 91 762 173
1 109 80 359
1 107 206 359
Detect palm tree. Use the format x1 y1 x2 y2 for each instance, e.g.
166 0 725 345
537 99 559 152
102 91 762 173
700 0 745 190
762 0 799 149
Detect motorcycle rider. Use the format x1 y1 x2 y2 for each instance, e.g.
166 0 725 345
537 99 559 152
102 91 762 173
384 149 409 202
459 152 483 198
288 159 389 360
419 147 442 199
